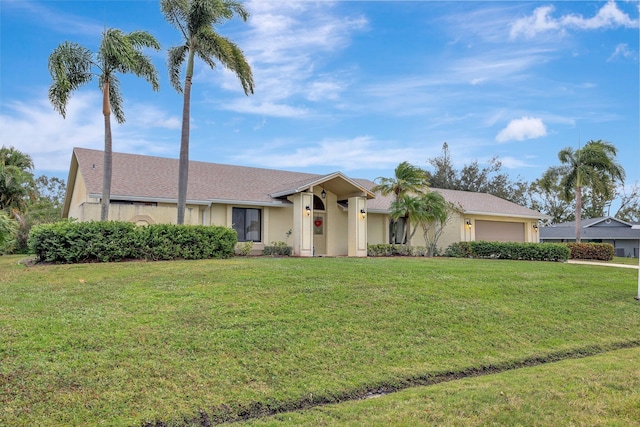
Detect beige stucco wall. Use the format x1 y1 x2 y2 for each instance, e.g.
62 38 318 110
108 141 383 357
368 211 540 253
366 213 387 245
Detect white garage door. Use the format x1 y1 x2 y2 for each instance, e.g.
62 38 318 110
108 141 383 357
475 220 525 242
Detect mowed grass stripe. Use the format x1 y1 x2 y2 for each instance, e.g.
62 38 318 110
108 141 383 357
1 256 639 426
239 347 640 427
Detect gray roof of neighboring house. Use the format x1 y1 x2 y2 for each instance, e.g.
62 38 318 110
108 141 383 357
67 148 546 219
540 216 640 240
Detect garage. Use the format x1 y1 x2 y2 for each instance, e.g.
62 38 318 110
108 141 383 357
475 220 525 242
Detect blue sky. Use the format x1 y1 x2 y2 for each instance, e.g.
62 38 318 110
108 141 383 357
1 0 638 189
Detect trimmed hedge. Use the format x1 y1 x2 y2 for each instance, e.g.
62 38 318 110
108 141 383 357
566 242 614 261
367 244 432 257
263 241 292 256
28 221 237 263
444 241 570 262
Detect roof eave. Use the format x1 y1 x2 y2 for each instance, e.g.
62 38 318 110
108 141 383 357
463 210 551 220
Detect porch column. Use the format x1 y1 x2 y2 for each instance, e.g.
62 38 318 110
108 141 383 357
293 192 314 257
348 196 367 257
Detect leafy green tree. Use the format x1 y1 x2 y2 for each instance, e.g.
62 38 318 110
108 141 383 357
528 168 575 225
0 146 36 224
613 184 640 223
161 0 255 224
48 29 160 221
0 209 19 254
551 140 625 242
426 143 529 205
373 161 429 244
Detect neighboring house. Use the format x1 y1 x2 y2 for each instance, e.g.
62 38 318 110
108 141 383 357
540 217 640 258
63 148 548 257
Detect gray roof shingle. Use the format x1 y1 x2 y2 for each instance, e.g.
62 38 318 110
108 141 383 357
72 147 546 219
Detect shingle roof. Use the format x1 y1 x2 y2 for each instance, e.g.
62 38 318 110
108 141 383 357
540 216 640 240
357 179 546 219
71 147 546 219
73 148 369 205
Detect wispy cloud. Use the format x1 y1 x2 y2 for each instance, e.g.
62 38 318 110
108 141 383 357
608 43 637 61
0 93 176 173
232 136 427 171
496 117 547 143
211 1 368 117
510 1 638 39
3 0 104 36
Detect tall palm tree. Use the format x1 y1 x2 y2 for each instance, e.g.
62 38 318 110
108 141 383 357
556 140 625 242
373 161 429 244
49 29 160 221
161 0 255 224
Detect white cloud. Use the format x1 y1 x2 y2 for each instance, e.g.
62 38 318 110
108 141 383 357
510 1 638 39
496 117 547 143
223 99 309 118
608 43 637 61
510 6 561 39
0 93 177 173
211 1 368 115
232 136 426 171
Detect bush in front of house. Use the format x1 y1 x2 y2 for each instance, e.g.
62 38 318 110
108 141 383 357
28 221 139 263
565 242 614 261
136 224 237 261
28 221 237 263
263 241 292 256
444 241 570 262
367 244 434 257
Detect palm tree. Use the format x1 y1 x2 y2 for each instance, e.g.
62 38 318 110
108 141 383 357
417 191 453 256
373 161 429 244
49 29 160 221
0 146 36 224
555 140 625 242
0 146 34 171
161 0 255 224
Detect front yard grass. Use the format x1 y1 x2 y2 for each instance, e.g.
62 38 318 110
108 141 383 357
241 347 640 426
1 255 639 426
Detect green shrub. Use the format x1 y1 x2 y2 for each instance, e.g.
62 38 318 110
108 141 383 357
263 241 292 256
236 241 253 256
566 242 614 261
444 241 570 262
28 221 237 263
367 244 435 257
444 242 473 258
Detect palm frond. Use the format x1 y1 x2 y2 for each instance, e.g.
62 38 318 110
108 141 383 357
48 42 93 117
196 29 254 95
168 45 188 93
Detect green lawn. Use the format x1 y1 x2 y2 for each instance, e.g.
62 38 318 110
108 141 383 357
241 347 640 426
1 255 639 426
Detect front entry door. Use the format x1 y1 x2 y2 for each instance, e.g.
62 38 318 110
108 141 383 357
313 213 326 255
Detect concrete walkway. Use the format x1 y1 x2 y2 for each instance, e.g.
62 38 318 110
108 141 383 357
566 259 639 269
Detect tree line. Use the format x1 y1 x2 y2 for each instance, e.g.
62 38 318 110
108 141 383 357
0 146 66 253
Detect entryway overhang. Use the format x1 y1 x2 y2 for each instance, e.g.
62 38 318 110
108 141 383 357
268 172 376 200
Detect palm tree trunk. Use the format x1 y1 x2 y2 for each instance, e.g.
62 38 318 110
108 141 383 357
177 50 195 225
101 80 112 222
575 186 582 243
